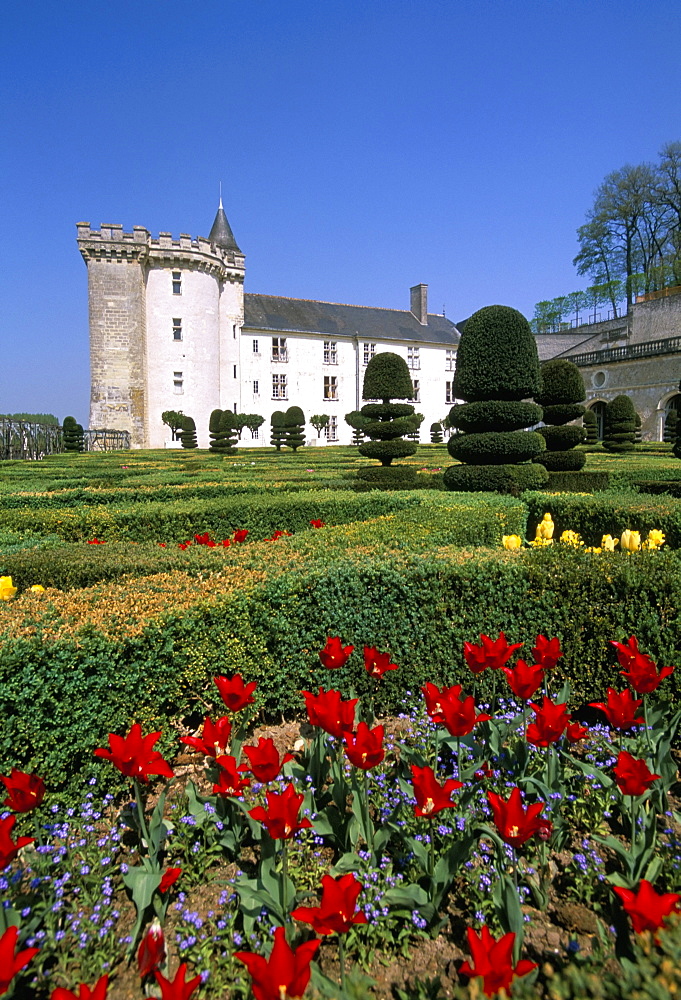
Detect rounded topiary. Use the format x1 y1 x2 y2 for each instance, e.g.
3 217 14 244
209 409 223 452
212 410 238 454
358 353 418 467
284 406 306 451
62 416 84 453
583 408 599 444
534 359 586 471
179 415 198 449
270 410 286 451
603 395 636 452
444 306 544 492
430 422 443 444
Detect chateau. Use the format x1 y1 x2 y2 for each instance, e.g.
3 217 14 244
77 204 681 448
77 204 460 449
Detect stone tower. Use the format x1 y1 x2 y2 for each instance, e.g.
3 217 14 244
77 204 245 448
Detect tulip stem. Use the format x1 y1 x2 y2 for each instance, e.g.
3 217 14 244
456 736 461 782
512 847 519 890
338 933 347 991
630 796 637 848
363 770 374 856
429 816 435 884
433 726 440 776
643 696 653 753
133 779 152 863
281 840 289 920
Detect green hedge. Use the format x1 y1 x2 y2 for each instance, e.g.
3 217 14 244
523 489 681 546
2 543 680 797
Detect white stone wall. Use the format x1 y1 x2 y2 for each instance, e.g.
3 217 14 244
218 277 245 420
145 264 222 448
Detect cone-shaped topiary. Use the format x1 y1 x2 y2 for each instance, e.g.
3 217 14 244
212 410 239 454
444 305 547 493
583 408 599 444
358 353 418 472
284 406 306 451
430 421 443 443
62 416 84 453
534 359 587 471
270 410 286 451
179 415 198 449
603 395 636 452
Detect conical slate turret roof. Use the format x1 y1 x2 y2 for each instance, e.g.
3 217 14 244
208 199 241 252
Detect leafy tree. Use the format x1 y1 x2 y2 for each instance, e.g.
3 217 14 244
534 360 586 471
244 414 265 439
0 413 59 425
284 406 306 451
162 410 185 441
232 414 252 440
310 414 330 438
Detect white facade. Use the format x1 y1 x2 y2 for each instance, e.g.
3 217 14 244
78 209 460 449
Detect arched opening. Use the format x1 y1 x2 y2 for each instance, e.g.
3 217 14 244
663 393 681 442
587 400 607 440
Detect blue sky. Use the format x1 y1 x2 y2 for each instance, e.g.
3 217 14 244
2 0 680 424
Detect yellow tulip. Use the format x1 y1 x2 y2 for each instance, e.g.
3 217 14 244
535 513 555 541
0 576 17 601
30 585 45 594
620 529 641 552
585 546 602 554
601 535 618 551
502 534 522 550
643 529 665 550
560 530 583 548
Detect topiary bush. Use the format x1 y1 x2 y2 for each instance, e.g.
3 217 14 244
62 416 84 453
583 408 599 444
345 410 368 445
664 408 678 444
270 410 286 451
208 409 223 452
534 359 586 471
179 415 198 449
444 305 547 493
603 395 636 452
284 406 306 451
430 422 443 444
213 410 239 454
357 353 419 470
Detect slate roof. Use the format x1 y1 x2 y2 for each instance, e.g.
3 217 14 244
208 202 241 253
243 293 460 345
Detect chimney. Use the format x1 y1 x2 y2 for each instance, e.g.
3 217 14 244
410 283 428 325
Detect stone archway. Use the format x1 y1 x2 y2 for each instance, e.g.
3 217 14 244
586 400 607 440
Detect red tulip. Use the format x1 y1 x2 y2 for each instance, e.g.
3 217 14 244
318 636 354 669
531 635 563 670
0 815 34 870
0 769 46 813
309 520 325 529
302 688 357 739
178 541 192 550
421 682 456 725
194 532 216 547
589 688 644 731
459 925 536 997
240 737 294 783
235 925 319 1000
87 538 106 545
93 724 173 783
613 751 660 797
566 721 589 744
233 529 249 543
180 715 232 758
410 765 463 817
50 974 109 1000
158 868 182 894
487 787 548 848
613 880 681 935
213 755 251 798
220 538 231 547
249 783 312 840
525 697 571 747
266 530 292 541
0 926 39 996
440 689 491 738
292 873 368 934
363 646 398 679
502 660 545 701
611 636 675 694
213 674 257 713
137 920 165 979
153 964 201 1000
463 632 523 674
343 723 385 770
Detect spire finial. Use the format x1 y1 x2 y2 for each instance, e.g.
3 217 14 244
219 181 223 211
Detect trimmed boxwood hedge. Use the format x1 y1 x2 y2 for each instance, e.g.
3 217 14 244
449 400 543 434
448 430 547 465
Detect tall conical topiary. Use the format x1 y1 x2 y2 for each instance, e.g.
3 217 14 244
357 352 419 487
270 410 286 451
583 408 599 444
62 416 84 453
534 359 587 471
179 415 198 449
284 406 306 451
444 305 547 493
603 395 636 452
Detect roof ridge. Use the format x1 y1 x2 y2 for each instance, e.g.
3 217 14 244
245 291 446 318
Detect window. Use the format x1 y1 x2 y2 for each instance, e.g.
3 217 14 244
363 342 375 365
172 318 182 341
173 371 183 395
408 346 420 370
323 376 338 400
325 416 338 442
446 381 454 404
412 379 420 402
253 379 259 396
233 365 237 379
253 339 259 354
172 271 182 295
272 374 288 399
233 324 237 339
445 349 456 371
272 337 288 362
323 340 337 364
251 426 259 440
